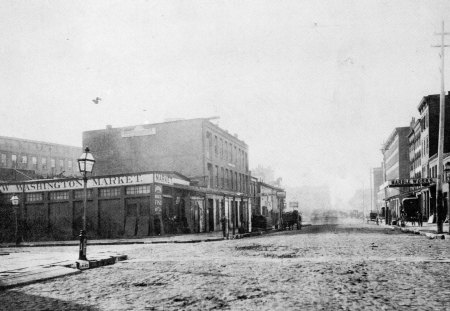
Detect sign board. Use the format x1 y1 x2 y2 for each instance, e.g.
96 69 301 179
388 178 435 187
289 202 299 209
0 172 189 194
276 191 286 198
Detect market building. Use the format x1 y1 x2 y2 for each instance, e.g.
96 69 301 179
0 171 265 241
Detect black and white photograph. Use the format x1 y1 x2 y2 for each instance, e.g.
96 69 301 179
1 1 450 310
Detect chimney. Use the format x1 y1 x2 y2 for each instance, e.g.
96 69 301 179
106 125 112 130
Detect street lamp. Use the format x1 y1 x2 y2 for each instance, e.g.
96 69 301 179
10 194 19 245
77 147 95 260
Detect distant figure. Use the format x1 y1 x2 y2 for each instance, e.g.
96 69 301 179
92 97 102 104
417 210 423 227
220 216 227 237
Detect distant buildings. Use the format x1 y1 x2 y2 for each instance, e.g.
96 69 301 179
378 92 450 223
0 136 81 181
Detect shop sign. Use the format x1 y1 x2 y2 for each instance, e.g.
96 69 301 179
388 178 435 187
276 191 286 198
121 125 156 137
0 173 152 193
154 173 173 185
155 185 162 194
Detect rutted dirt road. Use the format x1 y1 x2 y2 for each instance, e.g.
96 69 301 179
1 222 450 310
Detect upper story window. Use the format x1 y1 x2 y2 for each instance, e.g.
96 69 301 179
21 155 27 164
214 136 218 157
11 154 17 165
1 154 6 166
206 132 212 159
51 158 56 168
32 156 37 168
68 160 72 170
42 157 47 169
59 159 64 169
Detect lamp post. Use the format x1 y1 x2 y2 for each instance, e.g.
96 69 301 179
10 194 19 245
444 162 450 234
77 147 95 260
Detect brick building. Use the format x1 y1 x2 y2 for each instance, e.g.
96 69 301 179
0 136 81 181
82 118 255 237
380 127 410 221
82 117 250 193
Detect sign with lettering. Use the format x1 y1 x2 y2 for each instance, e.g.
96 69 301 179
0 174 153 193
121 125 156 138
388 178 435 187
154 173 173 185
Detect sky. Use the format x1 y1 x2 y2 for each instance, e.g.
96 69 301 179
0 0 449 206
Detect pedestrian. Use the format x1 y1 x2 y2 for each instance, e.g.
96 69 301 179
220 216 227 237
417 210 423 227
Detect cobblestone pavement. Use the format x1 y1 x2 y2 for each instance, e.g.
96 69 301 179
2 222 450 310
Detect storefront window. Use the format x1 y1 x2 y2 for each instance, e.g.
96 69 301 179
126 185 151 195
50 191 69 201
99 187 121 198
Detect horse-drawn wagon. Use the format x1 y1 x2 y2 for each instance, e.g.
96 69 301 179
281 210 302 230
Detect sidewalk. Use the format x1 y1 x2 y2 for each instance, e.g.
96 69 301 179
384 220 450 240
0 229 274 290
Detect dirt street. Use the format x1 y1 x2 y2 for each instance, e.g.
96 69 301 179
1 222 450 310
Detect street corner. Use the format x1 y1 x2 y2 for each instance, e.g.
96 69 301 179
69 254 128 270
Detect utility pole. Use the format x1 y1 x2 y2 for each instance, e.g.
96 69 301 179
362 182 365 222
370 168 373 213
432 21 450 234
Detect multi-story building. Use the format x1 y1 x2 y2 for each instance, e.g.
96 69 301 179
83 117 250 194
82 117 254 237
408 117 422 178
0 136 81 181
371 166 383 212
380 127 410 221
409 93 450 219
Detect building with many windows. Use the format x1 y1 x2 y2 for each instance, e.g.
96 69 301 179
380 127 410 222
0 136 81 181
83 117 251 193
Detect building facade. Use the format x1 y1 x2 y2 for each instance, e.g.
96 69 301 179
0 136 81 181
380 127 410 222
83 118 250 194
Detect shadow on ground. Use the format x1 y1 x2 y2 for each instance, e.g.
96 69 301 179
0 290 100 311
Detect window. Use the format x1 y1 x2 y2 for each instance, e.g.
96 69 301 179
26 193 44 202
99 187 121 198
21 155 27 164
220 138 223 159
50 191 69 200
32 157 37 168
221 167 224 188
125 185 151 195
12 154 17 165
214 136 218 157
215 165 219 188
206 132 212 159
59 159 64 169
51 158 56 168
74 189 93 200
42 158 47 169
68 160 72 170
225 142 228 161
1 154 6 166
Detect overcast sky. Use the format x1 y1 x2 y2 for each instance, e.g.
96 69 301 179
0 0 449 205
